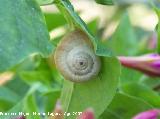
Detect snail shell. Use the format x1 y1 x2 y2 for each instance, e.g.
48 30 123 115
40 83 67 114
54 30 101 82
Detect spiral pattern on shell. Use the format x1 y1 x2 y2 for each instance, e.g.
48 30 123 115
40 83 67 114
54 30 101 82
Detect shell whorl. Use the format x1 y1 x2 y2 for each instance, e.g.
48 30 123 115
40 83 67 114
54 30 101 82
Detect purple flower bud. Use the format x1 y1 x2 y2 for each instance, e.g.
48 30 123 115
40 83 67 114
77 108 95 119
118 54 160 77
16 116 25 119
132 109 160 119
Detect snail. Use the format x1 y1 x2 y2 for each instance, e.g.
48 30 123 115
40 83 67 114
54 30 101 82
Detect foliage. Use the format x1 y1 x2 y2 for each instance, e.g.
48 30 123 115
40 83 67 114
0 0 160 119
0 0 53 72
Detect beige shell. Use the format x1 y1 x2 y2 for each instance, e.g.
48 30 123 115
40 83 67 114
54 30 101 82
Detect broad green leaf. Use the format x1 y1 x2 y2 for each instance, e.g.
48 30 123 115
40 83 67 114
0 86 20 103
0 86 20 111
100 93 153 119
121 83 160 107
113 0 160 5
95 0 113 5
36 0 54 5
55 0 113 57
19 70 61 94
96 40 113 56
0 0 53 72
107 12 138 56
54 0 95 42
44 13 66 31
120 67 142 84
0 76 28 112
1 84 41 119
20 71 52 87
113 0 143 5
4 76 29 98
141 76 160 89
42 90 60 113
0 100 15 112
60 57 121 119
0 101 24 119
95 0 160 5
19 58 62 92
87 19 98 35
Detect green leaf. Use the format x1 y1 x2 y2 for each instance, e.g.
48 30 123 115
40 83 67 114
141 76 160 89
87 19 98 35
0 0 53 72
55 0 94 41
113 0 160 5
36 0 54 5
1 84 41 119
55 0 113 57
24 94 41 119
95 0 114 5
0 86 20 111
0 76 29 112
4 76 29 98
19 58 62 92
22 84 42 119
19 70 61 94
100 93 153 119
60 57 121 119
0 100 14 112
120 67 142 84
0 86 20 103
108 12 138 56
0 101 24 119
121 83 160 108
20 71 52 87
42 90 60 113
44 12 66 31
96 41 113 56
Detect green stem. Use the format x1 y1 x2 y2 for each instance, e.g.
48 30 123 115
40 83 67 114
157 24 160 54
55 2 75 31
